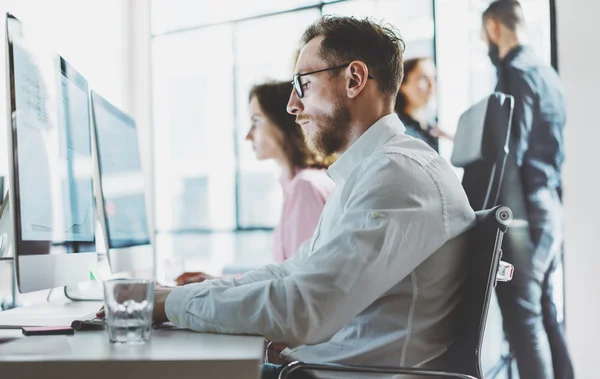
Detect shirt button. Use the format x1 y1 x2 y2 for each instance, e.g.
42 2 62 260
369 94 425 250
172 315 180 324
370 212 381 219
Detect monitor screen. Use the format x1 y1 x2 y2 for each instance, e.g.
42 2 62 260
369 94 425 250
5 13 98 293
91 91 150 249
10 22 95 255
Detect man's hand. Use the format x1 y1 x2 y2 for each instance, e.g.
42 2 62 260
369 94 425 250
175 271 216 286
96 285 174 323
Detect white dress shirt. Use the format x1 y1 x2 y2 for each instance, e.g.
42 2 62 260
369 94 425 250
165 113 476 377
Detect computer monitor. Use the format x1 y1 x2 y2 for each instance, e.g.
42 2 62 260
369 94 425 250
90 90 153 276
0 13 98 292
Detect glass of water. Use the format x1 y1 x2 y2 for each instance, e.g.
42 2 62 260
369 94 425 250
103 279 154 344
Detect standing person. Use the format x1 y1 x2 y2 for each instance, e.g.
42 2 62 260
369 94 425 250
394 57 452 152
176 81 335 285
103 16 476 379
481 1 573 378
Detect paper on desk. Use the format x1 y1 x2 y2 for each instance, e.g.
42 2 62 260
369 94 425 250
0 335 71 356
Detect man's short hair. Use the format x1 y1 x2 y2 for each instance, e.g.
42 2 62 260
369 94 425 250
482 0 526 32
301 15 405 98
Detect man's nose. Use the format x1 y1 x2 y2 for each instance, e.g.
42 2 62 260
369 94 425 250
287 88 302 115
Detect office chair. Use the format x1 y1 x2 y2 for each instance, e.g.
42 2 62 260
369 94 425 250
271 206 514 379
451 92 514 211
452 92 517 378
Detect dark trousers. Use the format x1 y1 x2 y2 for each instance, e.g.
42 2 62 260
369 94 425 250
542 256 574 379
496 207 574 379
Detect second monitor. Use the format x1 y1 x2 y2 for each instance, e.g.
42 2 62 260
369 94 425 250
90 91 153 276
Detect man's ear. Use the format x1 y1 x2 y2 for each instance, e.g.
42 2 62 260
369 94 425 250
345 61 370 99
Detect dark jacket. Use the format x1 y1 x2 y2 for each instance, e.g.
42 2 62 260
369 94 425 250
495 45 566 275
397 111 439 153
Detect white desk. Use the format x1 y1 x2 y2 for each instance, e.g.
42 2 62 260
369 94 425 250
0 302 265 379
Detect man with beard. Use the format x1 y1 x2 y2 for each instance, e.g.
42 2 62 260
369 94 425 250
481 1 573 379
142 16 475 379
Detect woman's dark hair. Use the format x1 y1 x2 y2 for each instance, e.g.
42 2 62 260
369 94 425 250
394 57 432 115
249 81 336 170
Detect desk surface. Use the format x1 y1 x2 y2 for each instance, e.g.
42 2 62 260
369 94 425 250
0 328 264 362
0 301 265 379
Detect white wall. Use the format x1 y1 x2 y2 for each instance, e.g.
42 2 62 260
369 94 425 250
557 0 600 377
0 0 131 176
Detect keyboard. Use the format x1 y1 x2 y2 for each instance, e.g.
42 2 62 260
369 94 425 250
71 317 177 331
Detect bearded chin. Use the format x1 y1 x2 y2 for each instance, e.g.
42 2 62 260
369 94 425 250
308 103 351 156
307 124 337 156
305 133 323 155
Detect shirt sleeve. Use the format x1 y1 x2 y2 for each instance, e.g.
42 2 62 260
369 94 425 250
280 178 327 261
507 72 536 172
165 154 449 347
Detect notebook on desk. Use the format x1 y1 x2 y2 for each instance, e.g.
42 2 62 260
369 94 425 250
0 302 102 329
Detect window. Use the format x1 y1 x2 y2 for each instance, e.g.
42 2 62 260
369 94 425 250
234 9 321 228
151 0 321 35
152 25 236 232
322 0 435 59
151 4 326 281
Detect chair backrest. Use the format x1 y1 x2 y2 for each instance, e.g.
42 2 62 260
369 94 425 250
452 92 514 210
445 205 513 378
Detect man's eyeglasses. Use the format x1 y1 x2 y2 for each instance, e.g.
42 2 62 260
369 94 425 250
292 63 374 99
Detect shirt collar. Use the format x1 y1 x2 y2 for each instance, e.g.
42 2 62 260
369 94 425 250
501 44 527 66
327 113 405 185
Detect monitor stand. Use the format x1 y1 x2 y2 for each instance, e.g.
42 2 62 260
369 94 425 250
0 193 17 311
0 193 102 324
0 192 13 261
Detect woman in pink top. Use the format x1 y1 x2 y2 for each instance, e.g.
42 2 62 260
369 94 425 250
176 81 335 285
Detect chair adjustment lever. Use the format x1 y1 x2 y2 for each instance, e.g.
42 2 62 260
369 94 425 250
496 259 514 283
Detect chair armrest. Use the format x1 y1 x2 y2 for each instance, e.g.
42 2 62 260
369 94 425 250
265 340 275 364
278 361 478 379
265 340 289 364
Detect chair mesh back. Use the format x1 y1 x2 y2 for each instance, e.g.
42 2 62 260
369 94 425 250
459 93 514 211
